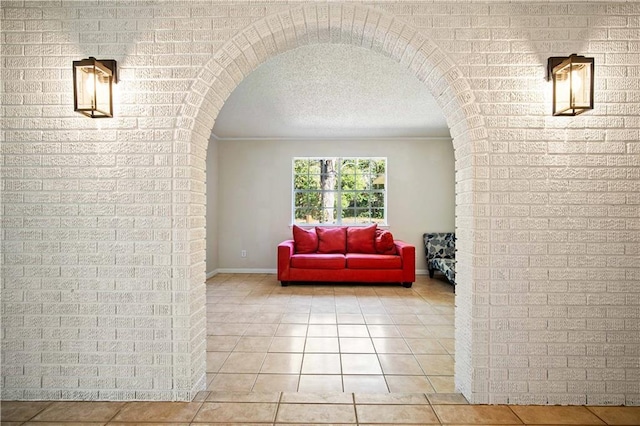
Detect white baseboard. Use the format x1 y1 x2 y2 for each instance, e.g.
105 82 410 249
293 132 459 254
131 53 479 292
208 269 427 277
210 269 266 278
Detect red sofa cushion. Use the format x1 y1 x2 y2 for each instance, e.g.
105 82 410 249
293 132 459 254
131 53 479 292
346 253 402 269
346 224 377 254
290 254 346 269
293 225 318 254
316 227 347 254
375 229 397 255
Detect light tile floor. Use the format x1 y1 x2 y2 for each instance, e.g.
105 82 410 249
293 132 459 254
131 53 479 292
3 275 639 425
206 273 456 394
3 393 639 424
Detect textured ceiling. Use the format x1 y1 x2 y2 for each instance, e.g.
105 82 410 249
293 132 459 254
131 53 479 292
212 44 449 139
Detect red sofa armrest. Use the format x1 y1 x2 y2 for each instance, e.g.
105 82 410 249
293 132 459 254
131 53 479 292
394 240 416 284
278 240 295 281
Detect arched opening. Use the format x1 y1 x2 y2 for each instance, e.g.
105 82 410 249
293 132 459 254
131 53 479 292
178 4 487 402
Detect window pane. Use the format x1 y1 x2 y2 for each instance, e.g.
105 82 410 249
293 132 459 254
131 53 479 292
342 207 356 224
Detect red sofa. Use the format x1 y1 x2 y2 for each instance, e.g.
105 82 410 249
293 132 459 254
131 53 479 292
277 225 415 287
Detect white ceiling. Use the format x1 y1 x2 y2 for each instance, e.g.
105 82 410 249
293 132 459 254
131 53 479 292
212 44 450 139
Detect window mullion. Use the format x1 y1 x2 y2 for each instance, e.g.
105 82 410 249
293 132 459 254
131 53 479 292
336 157 342 224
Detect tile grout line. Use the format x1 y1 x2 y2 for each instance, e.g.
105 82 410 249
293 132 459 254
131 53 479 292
273 390 284 424
22 400 53 423
187 400 205 424
504 405 526 425
585 406 613 426
352 391 360 426
104 401 127 425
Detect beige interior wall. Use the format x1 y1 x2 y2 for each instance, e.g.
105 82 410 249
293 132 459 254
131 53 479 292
205 137 219 276
207 137 455 274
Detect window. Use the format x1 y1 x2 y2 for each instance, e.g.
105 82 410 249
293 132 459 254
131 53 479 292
293 157 387 225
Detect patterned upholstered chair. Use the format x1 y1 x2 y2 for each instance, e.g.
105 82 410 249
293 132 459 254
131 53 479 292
423 233 456 285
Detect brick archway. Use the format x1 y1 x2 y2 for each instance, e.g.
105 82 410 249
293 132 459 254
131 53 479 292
177 3 488 402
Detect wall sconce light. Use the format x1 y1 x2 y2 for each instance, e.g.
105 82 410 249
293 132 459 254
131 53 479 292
546 54 594 116
73 57 117 118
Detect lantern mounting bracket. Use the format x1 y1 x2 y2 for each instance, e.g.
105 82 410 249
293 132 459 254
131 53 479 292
95 58 118 83
546 55 573 82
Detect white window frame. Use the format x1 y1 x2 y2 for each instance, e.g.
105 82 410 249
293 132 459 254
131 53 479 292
292 157 387 226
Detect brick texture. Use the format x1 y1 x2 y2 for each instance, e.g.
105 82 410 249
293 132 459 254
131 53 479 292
1 1 638 405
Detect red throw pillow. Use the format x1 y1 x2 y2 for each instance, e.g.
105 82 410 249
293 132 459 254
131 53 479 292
316 227 347 254
346 224 377 253
293 225 318 254
375 229 397 255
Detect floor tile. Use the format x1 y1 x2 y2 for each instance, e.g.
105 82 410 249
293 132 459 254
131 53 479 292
385 375 435 393
354 393 429 405
511 405 606 425
251 312 283 323
208 323 249 336
193 402 277 423
397 325 433 338
391 314 423 325
277 403 356 424
367 325 402 338
309 313 337 324
415 354 454 375
275 323 308 336
356 404 439 424
305 337 340 353
233 336 273 352
0 401 52 422
439 338 455 354
417 314 453 325
341 353 383 375
260 353 303 374
338 324 370 337
206 351 230 372
269 336 306 352
405 338 448 354
70 423 142 426
340 337 375 353
31 401 126 422
378 354 424 375
110 402 201 423
364 314 393 324
343 375 389 393
426 392 469 404
298 375 343 392
426 324 454 338
281 313 310 323
252 374 300 392
219 352 266 373
337 313 365 324
588 406 640 425
302 353 342 374
207 373 257 392
243 323 279 336
206 391 280 402
428 375 456 393
207 335 240 351
308 324 338 337
372 338 412 354
281 392 353 404
433 404 523 424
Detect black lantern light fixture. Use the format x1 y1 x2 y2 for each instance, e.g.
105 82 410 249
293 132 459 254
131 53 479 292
73 57 117 118
547 54 594 116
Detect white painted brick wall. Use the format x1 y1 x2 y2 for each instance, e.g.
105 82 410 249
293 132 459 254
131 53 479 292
1 0 638 405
